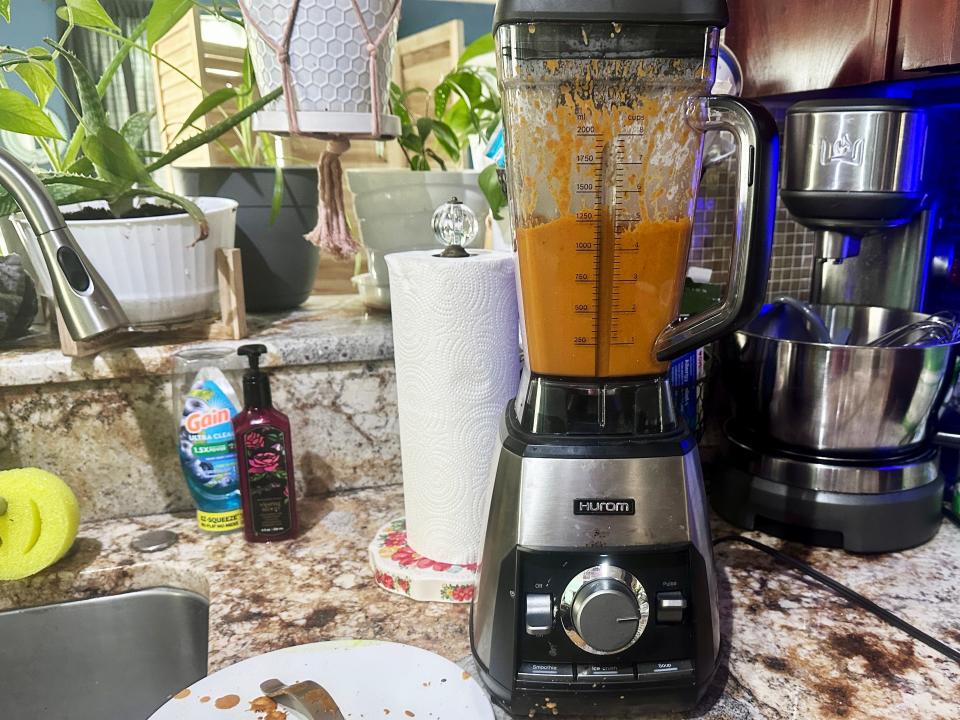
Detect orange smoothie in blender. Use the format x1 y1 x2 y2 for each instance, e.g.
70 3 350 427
505 57 706 378
518 216 693 377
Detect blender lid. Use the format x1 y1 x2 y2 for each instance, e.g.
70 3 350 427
494 0 729 29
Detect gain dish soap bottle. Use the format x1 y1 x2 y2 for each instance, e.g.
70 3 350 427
173 348 243 532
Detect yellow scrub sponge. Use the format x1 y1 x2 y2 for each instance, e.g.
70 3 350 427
0 468 80 581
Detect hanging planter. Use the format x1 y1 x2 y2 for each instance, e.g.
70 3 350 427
240 0 401 138
239 0 403 260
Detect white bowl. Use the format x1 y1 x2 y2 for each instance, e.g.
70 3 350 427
13 197 237 327
346 169 489 286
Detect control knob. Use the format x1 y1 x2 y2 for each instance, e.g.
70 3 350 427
561 567 649 655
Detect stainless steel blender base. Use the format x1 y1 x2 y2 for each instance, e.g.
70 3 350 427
711 435 944 552
470 410 721 715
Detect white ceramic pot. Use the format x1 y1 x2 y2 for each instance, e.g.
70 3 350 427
346 169 490 293
242 0 401 137
13 197 237 327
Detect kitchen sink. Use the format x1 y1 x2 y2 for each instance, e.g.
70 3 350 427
0 587 209 720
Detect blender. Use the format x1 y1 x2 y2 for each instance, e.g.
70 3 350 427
470 0 779 715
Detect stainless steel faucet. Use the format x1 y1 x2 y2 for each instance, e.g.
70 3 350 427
0 149 128 341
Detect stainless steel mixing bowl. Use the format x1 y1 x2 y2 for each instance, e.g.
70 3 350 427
725 305 960 456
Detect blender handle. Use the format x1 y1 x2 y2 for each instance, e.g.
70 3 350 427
655 96 779 362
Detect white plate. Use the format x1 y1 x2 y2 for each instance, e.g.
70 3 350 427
149 641 494 720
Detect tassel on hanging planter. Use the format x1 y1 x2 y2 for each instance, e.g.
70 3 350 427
239 0 402 259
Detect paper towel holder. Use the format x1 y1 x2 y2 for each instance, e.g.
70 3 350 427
432 196 479 258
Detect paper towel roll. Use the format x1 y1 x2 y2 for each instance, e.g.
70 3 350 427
387 250 520 565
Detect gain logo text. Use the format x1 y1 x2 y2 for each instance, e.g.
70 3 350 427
184 408 231 434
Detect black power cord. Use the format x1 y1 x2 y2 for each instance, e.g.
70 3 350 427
713 529 960 665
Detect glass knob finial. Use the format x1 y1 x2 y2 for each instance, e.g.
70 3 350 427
432 197 479 257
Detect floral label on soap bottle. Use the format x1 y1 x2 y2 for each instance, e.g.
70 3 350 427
241 426 292 535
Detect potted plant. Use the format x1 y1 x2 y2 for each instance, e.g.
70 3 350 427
239 0 402 138
173 47 322 314
346 34 508 298
0 0 280 326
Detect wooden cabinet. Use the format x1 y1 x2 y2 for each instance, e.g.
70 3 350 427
897 0 960 72
724 0 960 97
724 0 897 96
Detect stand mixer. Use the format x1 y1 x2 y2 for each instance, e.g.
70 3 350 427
469 1 778 715
713 99 951 553
780 99 934 310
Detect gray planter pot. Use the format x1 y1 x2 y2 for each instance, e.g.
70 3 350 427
174 167 320 312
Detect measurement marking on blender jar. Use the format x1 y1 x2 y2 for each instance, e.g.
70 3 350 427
608 136 638 353
568 127 606 354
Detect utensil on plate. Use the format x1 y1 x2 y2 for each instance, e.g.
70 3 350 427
260 678 345 720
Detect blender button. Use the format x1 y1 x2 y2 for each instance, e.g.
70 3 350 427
517 662 574 682
636 660 694 683
576 664 635 683
656 591 687 623
524 593 554 636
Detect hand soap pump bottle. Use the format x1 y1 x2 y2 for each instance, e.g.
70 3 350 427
233 344 298 542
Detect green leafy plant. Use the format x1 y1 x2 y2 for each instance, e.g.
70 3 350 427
208 50 288 224
161 1 291 223
0 0 280 237
389 34 507 218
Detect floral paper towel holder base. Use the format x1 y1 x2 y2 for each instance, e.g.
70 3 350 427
368 517 478 603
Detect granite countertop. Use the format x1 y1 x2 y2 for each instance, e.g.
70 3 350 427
2 487 958 719
0 295 392 387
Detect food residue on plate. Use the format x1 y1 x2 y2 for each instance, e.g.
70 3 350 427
200 696 211 704
249 696 278 713
214 694 241 709
264 711 287 720
173 689 191 700
461 671 471 680
404 712 415 718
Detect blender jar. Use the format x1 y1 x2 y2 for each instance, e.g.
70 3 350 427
497 17 778 378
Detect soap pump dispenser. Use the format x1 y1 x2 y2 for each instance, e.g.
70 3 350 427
233 344 298 542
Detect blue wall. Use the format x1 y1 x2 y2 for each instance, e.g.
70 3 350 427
398 0 494 44
0 0 68 126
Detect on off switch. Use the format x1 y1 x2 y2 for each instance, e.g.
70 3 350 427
525 593 554 636
656 591 687 624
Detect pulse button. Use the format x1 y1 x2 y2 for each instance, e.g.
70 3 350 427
656 591 687 624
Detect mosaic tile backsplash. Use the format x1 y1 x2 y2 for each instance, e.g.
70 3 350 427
691 97 960 306
691 153 816 301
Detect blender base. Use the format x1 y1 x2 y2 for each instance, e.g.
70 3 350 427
470 402 721 716
711 442 944 553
